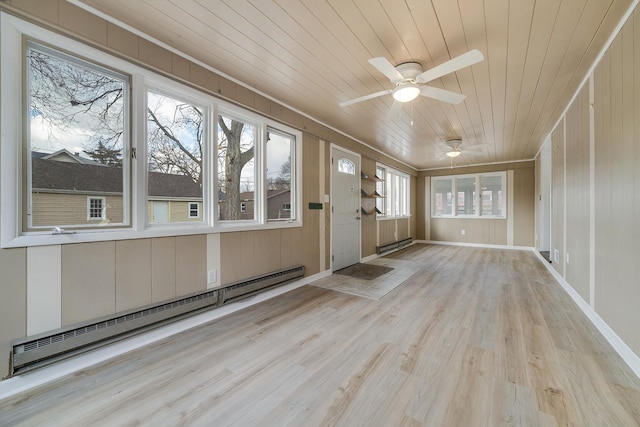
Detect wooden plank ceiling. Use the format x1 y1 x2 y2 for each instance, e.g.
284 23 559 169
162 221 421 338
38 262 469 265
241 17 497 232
77 0 634 170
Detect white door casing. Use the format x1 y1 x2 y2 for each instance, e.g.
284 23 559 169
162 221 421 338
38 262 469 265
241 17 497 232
331 146 360 271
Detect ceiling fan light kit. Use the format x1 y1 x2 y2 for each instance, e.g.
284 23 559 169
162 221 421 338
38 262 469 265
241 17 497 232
392 84 421 102
446 150 461 158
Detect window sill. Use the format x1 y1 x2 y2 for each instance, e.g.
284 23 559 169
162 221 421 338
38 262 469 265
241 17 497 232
1 219 302 248
431 215 506 220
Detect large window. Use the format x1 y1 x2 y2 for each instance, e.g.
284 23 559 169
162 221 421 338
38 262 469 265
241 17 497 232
0 15 302 247
147 91 204 224
266 129 294 220
26 41 129 230
431 172 506 218
376 164 410 218
217 113 256 221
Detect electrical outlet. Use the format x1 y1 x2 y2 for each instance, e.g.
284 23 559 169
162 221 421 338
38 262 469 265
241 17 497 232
461 229 466 236
208 269 217 284
566 252 570 264
554 249 560 264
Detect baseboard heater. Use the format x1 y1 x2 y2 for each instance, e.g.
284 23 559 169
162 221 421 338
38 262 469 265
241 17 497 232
376 238 413 255
9 264 305 377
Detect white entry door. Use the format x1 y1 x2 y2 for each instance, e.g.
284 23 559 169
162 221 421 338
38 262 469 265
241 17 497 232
331 146 361 271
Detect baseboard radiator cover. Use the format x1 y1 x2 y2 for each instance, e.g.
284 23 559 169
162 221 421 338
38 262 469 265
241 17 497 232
10 264 305 377
221 265 305 304
377 238 413 255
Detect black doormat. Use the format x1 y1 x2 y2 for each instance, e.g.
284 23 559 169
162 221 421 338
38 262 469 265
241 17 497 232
334 263 393 280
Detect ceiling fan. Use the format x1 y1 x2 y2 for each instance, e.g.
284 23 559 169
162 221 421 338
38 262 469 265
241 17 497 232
440 138 487 160
339 49 484 114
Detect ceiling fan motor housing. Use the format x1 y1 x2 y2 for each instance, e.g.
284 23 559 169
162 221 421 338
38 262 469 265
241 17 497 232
395 62 423 81
446 139 463 150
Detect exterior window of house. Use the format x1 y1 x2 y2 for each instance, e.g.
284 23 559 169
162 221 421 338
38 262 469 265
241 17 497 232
188 202 199 218
376 163 410 219
431 172 506 218
147 91 204 224
87 197 106 220
266 128 294 220
218 114 256 221
25 41 129 230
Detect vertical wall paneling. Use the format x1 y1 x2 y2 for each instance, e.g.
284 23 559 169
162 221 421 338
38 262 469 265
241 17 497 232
424 177 431 241
220 232 242 285
551 119 566 275
115 239 152 312
175 235 207 295
507 170 514 245
589 74 596 308
564 83 591 302
206 233 221 289
513 166 535 246
0 248 26 376
592 11 640 355
61 242 116 326
27 245 61 335
319 140 326 271
360 156 377 258
151 237 176 302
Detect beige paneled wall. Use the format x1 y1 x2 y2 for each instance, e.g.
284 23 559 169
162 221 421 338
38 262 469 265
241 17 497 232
541 6 640 358
551 119 565 274
513 166 535 246
592 10 640 355
397 218 410 241
360 156 377 258
430 218 508 244
420 162 534 246
378 220 397 246
415 176 426 240
0 249 27 378
564 83 591 302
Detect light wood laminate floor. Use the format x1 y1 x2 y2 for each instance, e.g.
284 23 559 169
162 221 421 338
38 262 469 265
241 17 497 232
1 244 640 426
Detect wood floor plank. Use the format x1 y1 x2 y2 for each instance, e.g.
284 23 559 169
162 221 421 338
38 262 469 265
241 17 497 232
1 244 639 426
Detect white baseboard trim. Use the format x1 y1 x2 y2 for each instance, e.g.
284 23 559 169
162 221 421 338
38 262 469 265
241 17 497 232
360 241 418 264
0 269 331 401
532 250 640 380
417 239 534 251
418 240 640 379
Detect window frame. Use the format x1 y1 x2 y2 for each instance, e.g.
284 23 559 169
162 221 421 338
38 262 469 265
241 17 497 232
431 171 506 219
0 14 303 248
375 163 411 220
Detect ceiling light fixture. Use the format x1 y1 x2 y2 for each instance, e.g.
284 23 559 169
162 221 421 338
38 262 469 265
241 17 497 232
446 150 461 158
392 84 421 103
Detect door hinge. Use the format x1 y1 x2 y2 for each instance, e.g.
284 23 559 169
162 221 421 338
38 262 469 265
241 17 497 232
332 255 334 261
131 148 137 159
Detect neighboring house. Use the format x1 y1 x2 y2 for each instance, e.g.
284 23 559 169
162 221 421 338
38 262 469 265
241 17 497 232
218 189 291 220
30 150 202 227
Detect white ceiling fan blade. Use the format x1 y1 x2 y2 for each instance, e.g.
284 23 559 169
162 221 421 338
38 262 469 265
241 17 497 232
385 100 403 121
463 144 489 152
415 49 484 84
339 89 393 107
368 57 405 83
420 86 466 104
